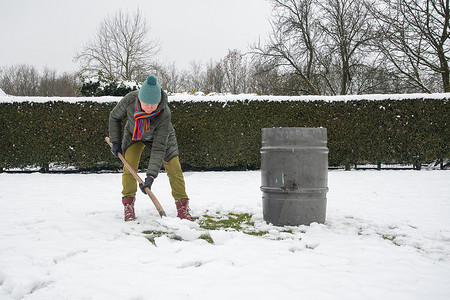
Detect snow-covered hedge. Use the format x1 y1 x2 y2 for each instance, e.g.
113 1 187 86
1 92 450 103
0 93 448 171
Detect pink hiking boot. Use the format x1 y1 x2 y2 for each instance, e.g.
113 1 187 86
122 197 136 222
176 199 193 221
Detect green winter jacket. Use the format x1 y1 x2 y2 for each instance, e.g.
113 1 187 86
108 90 179 178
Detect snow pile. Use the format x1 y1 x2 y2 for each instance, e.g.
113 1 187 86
0 88 7 96
0 170 449 299
0 92 449 103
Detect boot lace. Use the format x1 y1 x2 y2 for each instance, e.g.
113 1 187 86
177 201 193 221
124 204 135 221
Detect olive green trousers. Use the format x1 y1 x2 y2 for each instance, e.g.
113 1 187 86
122 141 189 201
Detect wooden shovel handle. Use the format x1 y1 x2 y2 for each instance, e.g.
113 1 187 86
105 137 166 217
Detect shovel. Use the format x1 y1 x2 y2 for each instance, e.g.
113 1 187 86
105 137 166 217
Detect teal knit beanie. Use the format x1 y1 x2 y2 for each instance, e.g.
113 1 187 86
138 75 161 104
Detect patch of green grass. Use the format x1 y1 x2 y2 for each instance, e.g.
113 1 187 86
142 230 167 246
198 212 275 237
380 234 401 246
199 233 214 244
244 230 269 236
142 212 292 244
142 229 186 245
172 235 183 241
198 212 254 231
142 230 165 235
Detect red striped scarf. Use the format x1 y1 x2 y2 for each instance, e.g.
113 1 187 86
132 98 161 141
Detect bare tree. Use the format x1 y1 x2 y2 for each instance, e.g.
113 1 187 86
252 0 322 95
52 72 80 96
251 0 378 95
38 68 79 97
0 64 40 96
248 60 281 95
187 61 205 93
318 0 375 95
222 49 249 94
204 59 225 93
155 61 183 93
371 0 450 93
39 67 58 96
75 9 160 82
0 65 79 96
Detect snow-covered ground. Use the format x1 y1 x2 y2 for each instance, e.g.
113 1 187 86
0 170 449 299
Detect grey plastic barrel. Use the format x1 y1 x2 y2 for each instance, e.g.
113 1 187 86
260 128 328 226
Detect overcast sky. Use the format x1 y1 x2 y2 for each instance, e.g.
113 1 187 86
0 0 273 74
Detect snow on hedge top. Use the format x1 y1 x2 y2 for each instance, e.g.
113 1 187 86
0 92 449 103
0 88 7 97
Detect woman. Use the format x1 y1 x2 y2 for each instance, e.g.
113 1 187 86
109 75 193 222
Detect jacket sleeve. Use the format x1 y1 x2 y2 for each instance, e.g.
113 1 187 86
109 96 129 143
146 111 171 178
